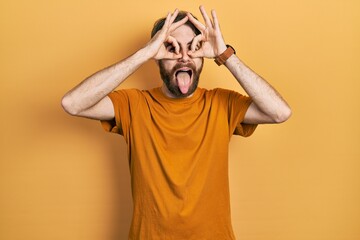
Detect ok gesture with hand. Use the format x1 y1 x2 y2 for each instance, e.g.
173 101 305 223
147 9 189 60
187 6 228 59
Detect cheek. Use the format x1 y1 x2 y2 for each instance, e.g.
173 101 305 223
194 59 204 71
161 60 176 71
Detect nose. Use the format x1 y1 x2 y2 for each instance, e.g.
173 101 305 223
179 48 190 62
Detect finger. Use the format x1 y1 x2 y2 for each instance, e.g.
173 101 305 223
163 52 182 60
166 36 180 54
162 9 178 30
211 9 219 30
189 35 205 58
160 13 173 32
190 34 203 52
169 53 182 59
188 48 204 58
169 16 189 32
187 12 205 32
169 8 179 25
199 5 213 27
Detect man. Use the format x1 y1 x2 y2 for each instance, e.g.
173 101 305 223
62 6 291 240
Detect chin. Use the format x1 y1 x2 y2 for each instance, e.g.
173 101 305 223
159 60 203 98
164 76 199 98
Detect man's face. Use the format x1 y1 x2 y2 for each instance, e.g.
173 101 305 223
158 24 204 98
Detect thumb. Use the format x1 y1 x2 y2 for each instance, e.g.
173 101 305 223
188 50 204 58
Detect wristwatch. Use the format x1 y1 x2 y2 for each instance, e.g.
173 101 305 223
214 45 236 66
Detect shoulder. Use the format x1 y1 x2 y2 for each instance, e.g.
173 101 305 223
109 88 148 101
203 88 252 110
111 88 143 96
203 88 246 99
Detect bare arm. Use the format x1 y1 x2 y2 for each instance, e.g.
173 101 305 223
224 55 292 124
61 48 151 120
188 6 292 124
61 9 188 120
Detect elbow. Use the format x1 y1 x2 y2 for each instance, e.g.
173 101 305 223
274 107 292 123
61 95 80 116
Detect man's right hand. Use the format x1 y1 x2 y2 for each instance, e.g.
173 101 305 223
145 9 189 60
62 9 189 121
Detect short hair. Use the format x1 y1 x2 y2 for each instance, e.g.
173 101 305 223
151 11 201 38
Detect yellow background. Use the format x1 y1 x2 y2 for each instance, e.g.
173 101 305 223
1 0 359 239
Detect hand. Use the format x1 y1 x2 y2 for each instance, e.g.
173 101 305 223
187 6 227 59
145 9 189 60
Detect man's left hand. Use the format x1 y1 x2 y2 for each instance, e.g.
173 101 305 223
187 6 227 59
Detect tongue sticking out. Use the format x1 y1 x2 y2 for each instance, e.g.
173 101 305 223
176 71 191 94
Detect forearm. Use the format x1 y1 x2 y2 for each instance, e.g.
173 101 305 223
225 54 291 122
62 47 151 115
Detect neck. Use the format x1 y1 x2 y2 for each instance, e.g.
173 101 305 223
161 84 195 99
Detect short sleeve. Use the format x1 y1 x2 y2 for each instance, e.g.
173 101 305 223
227 90 258 137
100 90 133 137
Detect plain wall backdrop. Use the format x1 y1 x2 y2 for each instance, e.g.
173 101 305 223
1 0 359 239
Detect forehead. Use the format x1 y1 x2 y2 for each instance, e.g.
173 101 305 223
170 25 196 44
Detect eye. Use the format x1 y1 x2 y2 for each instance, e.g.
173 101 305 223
192 42 202 51
166 46 176 53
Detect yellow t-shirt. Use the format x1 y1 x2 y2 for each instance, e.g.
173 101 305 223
101 87 257 240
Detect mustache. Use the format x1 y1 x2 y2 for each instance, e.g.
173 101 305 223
171 62 196 75
173 62 196 70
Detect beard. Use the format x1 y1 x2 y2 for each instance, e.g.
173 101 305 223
159 59 204 98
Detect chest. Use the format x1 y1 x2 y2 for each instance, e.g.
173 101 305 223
130 98 230 151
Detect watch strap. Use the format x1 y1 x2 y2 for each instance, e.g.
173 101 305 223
214 45 236 66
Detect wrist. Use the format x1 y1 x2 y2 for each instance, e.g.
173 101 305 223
214 44 236 66
216 44 228 56
139 45 156 62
